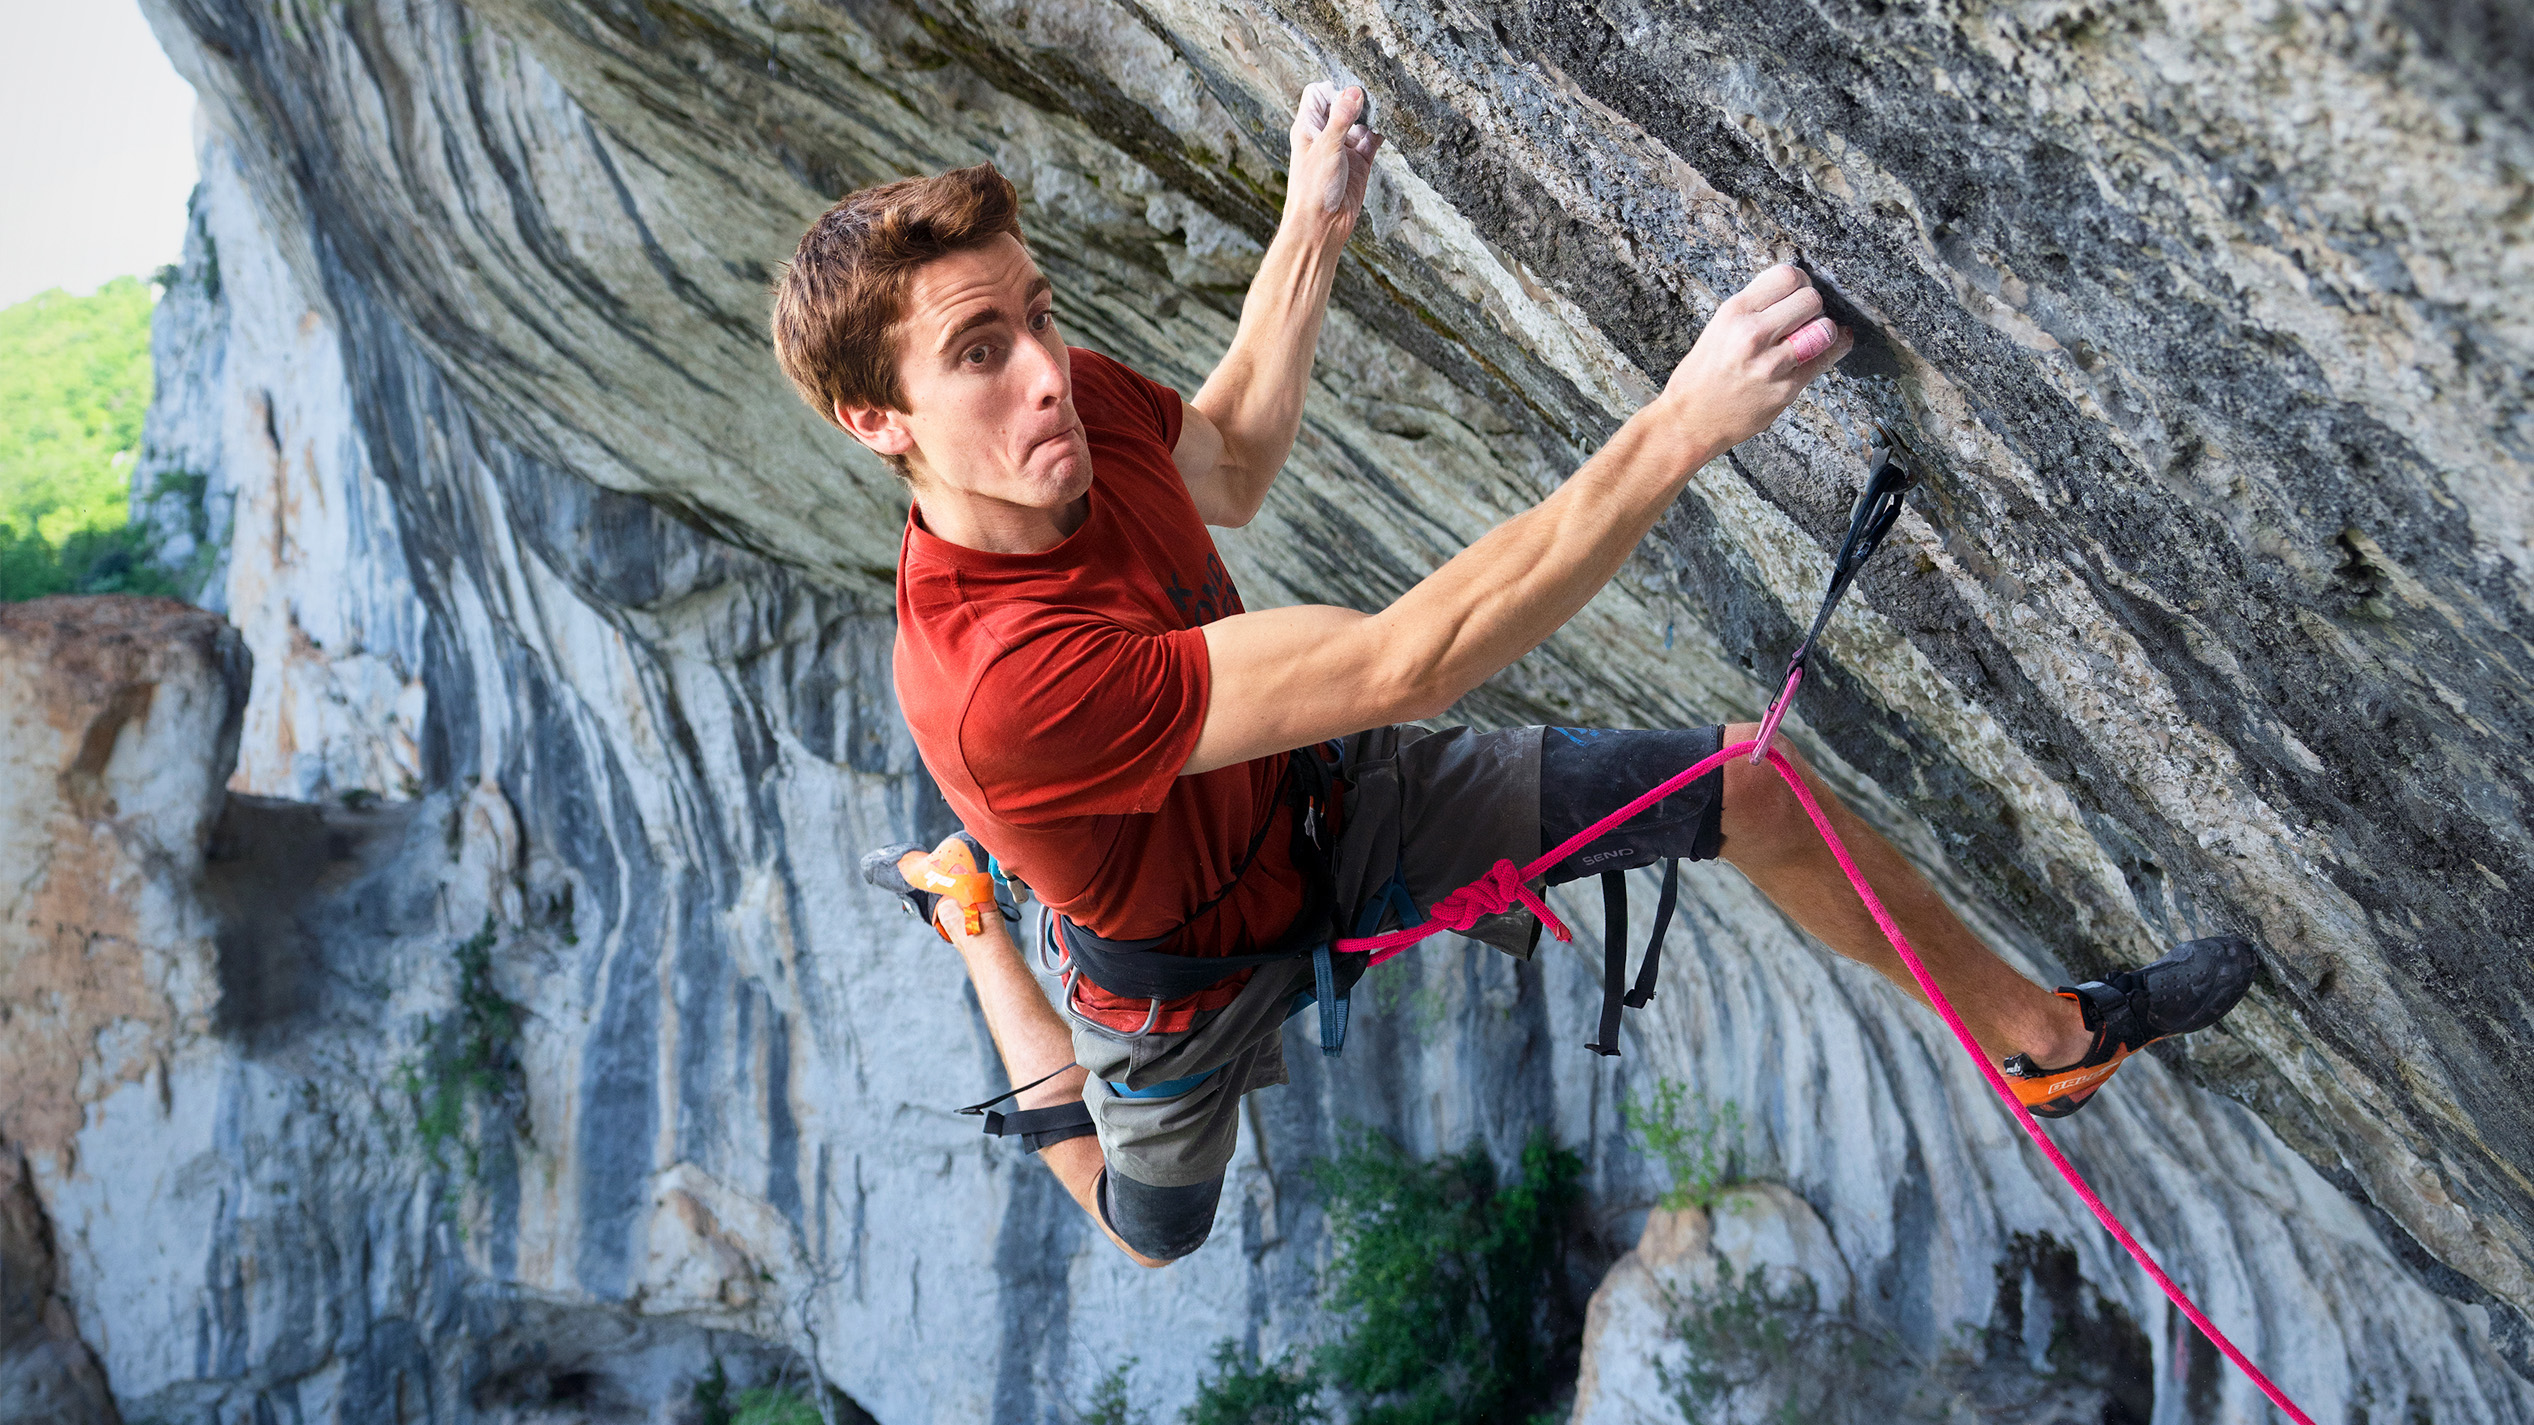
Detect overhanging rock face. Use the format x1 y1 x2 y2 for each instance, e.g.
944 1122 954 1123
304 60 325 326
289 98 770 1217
66 0 2534 1417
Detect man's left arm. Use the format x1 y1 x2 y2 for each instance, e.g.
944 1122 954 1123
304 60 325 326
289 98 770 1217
1176 84 1382 526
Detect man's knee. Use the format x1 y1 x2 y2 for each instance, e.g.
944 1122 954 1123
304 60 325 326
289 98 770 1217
1098 1168 1224 1263
1718 721 1817 862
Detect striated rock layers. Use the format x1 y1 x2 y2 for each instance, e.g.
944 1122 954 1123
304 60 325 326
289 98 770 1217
6 0 2520 1417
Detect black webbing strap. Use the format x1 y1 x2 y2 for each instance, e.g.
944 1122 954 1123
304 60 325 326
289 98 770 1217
1584 858 1682 1057
1777 431 1919 688
1057 911 1324 1000
1627 857 1679 1010
958 1064 1094 1154
1586 872 1629 1055
981 1103 1095 1153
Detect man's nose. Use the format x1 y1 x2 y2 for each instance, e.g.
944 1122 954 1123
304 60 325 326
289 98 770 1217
1020 333 1066 405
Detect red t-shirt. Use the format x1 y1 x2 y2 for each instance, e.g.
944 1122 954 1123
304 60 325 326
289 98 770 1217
892 347 1306 1032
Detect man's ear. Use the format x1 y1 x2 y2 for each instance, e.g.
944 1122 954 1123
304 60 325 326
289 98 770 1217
835 399 915 458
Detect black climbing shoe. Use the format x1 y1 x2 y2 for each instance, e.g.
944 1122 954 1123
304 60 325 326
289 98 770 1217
860 830 998 939
2004 934 2259 1119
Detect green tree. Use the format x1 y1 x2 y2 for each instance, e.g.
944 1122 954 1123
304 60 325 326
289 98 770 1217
0 277 172 601
1308 1128 1582 1424
1081 1359 1152 1425
396 916 532 1196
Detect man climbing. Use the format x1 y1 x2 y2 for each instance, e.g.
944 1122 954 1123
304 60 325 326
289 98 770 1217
771 82 2256 1267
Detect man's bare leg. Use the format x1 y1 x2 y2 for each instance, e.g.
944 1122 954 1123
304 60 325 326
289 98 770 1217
1715 724 2093 1068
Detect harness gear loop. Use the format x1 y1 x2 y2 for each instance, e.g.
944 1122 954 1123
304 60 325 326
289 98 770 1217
1048 742 1358 1067
1051 744 1345 1002
1311 943 1348 1056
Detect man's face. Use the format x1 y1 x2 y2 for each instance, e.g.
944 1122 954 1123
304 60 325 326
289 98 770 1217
840 234 1091 515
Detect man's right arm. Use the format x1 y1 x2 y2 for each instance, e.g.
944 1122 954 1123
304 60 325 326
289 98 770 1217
1186 264 1853 775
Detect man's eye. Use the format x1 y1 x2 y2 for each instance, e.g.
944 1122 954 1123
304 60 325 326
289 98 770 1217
964 344 992 365
1030 310 1054 331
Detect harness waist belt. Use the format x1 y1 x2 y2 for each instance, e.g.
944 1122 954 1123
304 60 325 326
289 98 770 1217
1054 740 1345 1005
1057 913 1325 1001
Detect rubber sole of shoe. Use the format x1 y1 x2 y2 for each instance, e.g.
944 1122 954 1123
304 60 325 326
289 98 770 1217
859 840 928 901
2127 934 2257 1041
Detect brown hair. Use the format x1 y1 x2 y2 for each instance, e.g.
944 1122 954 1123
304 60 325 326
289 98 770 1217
771 164 1029 474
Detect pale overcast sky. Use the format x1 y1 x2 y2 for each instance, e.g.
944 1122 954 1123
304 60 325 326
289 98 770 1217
0 0 200 308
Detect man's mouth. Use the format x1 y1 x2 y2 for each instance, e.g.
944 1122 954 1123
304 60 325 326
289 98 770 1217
1027 427 1079 459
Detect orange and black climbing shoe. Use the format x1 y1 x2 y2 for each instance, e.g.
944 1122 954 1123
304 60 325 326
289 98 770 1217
860 830 1001 940
2003 934 2258 1119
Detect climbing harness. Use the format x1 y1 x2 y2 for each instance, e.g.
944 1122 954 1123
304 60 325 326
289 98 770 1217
1325 425 2319 1424
1044 743 1359 1054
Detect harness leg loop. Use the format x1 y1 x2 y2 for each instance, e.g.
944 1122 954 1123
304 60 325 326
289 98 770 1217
1586 858 1681 1055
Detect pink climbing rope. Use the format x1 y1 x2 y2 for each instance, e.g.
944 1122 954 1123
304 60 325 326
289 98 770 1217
1333 736 2317 1424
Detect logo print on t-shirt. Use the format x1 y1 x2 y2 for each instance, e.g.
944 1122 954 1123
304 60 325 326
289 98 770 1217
1164 552 1246 627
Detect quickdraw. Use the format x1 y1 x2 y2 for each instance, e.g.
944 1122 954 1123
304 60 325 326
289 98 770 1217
1750 423 1916 762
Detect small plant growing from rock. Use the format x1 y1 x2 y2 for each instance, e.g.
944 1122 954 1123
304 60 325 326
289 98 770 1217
1170 1128 1583 1424
1077 1359 1151 1425
395 914 530 1201
693 1360 855 1425
1182 1340 1325 1424
1307 1127 1583 1424
1622 1078 1742 1211
1660 1259 1905 1425
725 1386 827 1425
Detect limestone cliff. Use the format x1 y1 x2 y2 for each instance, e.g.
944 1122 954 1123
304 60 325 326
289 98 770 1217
2 0 2525 1418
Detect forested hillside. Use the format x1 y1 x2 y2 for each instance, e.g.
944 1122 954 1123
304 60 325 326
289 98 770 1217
0 276 169 600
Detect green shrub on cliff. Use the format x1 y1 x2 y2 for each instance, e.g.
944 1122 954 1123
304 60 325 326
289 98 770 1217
1070 1131 1580 1424
1181 1341 1325 1424
396 916 531 1193
1080 1360 1153 1425
1623 1078 1743 1211
693 1360 860 1425
1306 1128 1582 1424
0 278 174 601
